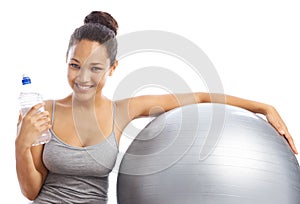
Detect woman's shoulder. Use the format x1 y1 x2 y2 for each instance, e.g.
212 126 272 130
113 96 146 109
44 96 72 112
44 100 54 112
113 97 135 106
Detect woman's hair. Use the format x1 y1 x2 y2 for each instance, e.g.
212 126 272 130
84 11 118 35
67 11 118 66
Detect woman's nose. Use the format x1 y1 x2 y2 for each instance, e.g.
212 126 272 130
77 68 90 82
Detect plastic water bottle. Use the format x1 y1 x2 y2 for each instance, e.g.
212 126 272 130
18 74 51 146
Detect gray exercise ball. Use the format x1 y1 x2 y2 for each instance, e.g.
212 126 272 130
117 104 300 204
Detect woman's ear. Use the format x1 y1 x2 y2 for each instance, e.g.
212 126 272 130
109 60 118 76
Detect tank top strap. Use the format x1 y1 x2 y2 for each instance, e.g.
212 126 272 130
51 100 56 126
112 101 116 130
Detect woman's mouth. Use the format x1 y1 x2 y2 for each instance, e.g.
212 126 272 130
75 83 94 92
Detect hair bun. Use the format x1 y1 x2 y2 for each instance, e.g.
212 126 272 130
84 11 118 35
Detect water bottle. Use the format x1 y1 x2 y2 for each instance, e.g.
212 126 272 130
18 74 51 146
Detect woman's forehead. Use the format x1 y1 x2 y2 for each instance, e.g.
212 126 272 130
68 40 109 64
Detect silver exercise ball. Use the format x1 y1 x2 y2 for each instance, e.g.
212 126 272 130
117 104 300 204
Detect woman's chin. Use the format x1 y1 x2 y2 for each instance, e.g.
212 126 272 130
72 91 96 103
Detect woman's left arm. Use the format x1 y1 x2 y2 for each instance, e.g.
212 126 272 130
127 92 298 154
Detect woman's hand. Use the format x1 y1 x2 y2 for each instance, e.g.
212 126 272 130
265 106 298 154
16 103 51 149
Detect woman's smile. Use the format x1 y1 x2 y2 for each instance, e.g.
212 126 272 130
74 83 95 92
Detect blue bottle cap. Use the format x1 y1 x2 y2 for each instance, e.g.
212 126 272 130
22 75 31 85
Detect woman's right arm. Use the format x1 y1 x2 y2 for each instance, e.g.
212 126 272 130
15 103 51 200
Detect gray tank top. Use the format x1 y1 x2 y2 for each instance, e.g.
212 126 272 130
33 101 119 204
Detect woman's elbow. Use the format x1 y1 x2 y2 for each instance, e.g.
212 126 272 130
21 187 40 201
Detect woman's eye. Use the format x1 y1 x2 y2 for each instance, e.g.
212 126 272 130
69 63 80 69
91 67 104 72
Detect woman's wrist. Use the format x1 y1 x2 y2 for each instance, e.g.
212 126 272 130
256 103 274 115
15 137 31 153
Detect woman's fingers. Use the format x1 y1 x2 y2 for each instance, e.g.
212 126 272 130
31 110 51 126
16 107 51 148
283 131 298 155
26 103 45 117
22 103 50 128
276 124 298 154
35 112 51 129
266 108 298 155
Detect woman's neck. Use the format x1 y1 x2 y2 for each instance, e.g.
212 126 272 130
71 93 107 111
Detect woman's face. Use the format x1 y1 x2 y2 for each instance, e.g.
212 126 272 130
67 39 115 102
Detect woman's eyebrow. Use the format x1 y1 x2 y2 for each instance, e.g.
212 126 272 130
90 62 104 65
70 59 104 66
70 58 80 63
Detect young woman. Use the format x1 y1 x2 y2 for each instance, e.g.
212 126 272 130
15 11 298 203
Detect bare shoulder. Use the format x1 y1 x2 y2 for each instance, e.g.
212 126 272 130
114 96 152 119
113 98 134 125
44 97 72 121
44 100 53 112
45 96 72 109
114 98 128 108
115 96 146 107
114 97 134 115
113 97 143 121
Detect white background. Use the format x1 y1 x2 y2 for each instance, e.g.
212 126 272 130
0 0 299 203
